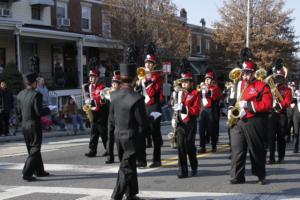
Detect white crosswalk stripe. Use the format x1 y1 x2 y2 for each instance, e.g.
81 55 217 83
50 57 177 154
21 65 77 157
0 185 299 200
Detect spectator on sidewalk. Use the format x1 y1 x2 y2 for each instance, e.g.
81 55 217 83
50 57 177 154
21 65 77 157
0 80 14 136
62 96 84 134
36 77 50 107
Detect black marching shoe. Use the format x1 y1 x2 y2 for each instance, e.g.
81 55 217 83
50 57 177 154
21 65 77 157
101 152 108 157
257 177 267 185
211 147 217 153
293 148 298 153
85 151 96 157
230 178 245 184
35 171 50 177
105 158 114 164
23 176 37 182
191 169 197 176
136 161 147 168
125 195 143 200
198 148 206 154
177 173 188 179
267 159 275 165
277 157 284 163
149 161 161 168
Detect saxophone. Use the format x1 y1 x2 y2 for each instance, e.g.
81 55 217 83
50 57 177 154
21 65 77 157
82 104 93 123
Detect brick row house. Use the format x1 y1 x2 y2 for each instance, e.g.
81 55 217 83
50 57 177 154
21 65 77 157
0 0 123 106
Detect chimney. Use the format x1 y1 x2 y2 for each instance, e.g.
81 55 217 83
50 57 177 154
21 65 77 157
200 18 206 27
180 8 187 19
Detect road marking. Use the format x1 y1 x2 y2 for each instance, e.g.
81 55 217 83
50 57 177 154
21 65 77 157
162 144 230 167
0 185 298 200
0 162 156 174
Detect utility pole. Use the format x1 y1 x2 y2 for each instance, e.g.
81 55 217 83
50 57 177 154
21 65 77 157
246 0 251 47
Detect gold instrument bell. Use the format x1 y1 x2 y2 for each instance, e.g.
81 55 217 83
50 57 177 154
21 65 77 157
229 68 242 82
136 67 150 80
255 68 267 81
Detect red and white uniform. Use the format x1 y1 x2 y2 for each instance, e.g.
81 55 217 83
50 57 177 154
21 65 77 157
143 71 164 110
89 82 106 112
200 84 222 108
236 80 272 119
179 89 201 123
273 84 292 113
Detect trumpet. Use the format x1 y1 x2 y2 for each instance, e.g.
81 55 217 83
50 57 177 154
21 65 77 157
100 87 112 101
229 68 242 82
82 104 93 123
136 67 150 80
196 82 207 92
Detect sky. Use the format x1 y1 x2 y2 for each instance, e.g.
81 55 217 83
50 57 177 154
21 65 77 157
172 0 300 55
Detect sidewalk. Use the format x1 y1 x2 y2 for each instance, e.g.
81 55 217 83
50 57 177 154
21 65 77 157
0 121 171 143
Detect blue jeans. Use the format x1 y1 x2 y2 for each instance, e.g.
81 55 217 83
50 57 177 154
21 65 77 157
70 114 84 130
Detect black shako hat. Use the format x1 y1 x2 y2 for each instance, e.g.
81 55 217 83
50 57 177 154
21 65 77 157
120 63 137 78
23 72 38 84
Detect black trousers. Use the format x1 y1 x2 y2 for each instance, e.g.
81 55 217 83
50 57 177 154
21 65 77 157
199 108 218 149
150 117 162 162
286 108 294 140
22 121 45 177
293 108 300 150
230 115 267 180
107 129 115 161
112 132 138 200
0 111 10 135
176 119 198 175
89 122 107 154
267 112 287 161
136 131 147 163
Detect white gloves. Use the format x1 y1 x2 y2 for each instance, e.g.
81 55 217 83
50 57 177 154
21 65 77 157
85 99 91 105
173 103 182 111
239 100 248 109
171 119 176 128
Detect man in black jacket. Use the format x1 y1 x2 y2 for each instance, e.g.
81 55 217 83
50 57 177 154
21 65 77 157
0 80 14 136
108 63 148 200
16 72 51 181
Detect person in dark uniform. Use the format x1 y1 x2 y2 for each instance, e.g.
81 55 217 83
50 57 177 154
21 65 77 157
293 89 300 153
229 59 272 185
0 80 14 136
83 69 109 157
106 70 121 164
173 71 200 178
267 66 291 164
109 63 148 200
16 72 51 181
197 71 222 153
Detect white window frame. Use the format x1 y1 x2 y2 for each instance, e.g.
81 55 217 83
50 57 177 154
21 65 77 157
57 1 68 19
81 5 91 32
197 36 202 53
102 11 111 38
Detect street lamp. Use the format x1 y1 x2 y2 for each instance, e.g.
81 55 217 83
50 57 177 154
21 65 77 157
246 0 251 47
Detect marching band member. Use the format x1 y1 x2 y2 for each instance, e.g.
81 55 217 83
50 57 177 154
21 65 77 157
84 69 109 158
106 71 121 164
293 87 300 153
229 59 272 185
136 52 164 168
173 71 200 178
286 81 296 143
198 71 222 153
267 66 291 164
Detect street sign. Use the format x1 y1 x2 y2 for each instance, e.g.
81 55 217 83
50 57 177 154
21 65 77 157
162 61 171 74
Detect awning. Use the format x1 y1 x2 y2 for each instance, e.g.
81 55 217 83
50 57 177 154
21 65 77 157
30 0 54 6
83 35 124 49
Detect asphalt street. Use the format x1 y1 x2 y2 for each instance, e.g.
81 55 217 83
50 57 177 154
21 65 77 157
0 118 300 200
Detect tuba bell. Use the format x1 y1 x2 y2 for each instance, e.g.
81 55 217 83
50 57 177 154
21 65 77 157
82 104 93 123
229 68 242 82
255 68 267 81
136 67 150 80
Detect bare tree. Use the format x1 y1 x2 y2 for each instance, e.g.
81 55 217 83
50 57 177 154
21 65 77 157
213 0 299 70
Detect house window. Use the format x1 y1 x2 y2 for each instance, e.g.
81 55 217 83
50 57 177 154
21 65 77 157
31 5 41 20
57 1 68 18
206 39 210 51
102 12 111 38
197 36 202 53
81 6 91 31
0 48 5 73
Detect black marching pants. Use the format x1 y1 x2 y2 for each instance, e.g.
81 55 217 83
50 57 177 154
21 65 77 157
22 121 45 177
199 108 218 149
230 115 267 180
150 117 162 162
89 122 107 154
0 111 10 135
293 108 300 151
177 118 198 175
267 112 287 161
112 131 138 200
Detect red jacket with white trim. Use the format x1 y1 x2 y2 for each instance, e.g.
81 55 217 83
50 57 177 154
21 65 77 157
200 84 222 108
179 89 201 123
89 82 106 112
274 84 292 113
144 72 164 109
241 80 273 119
